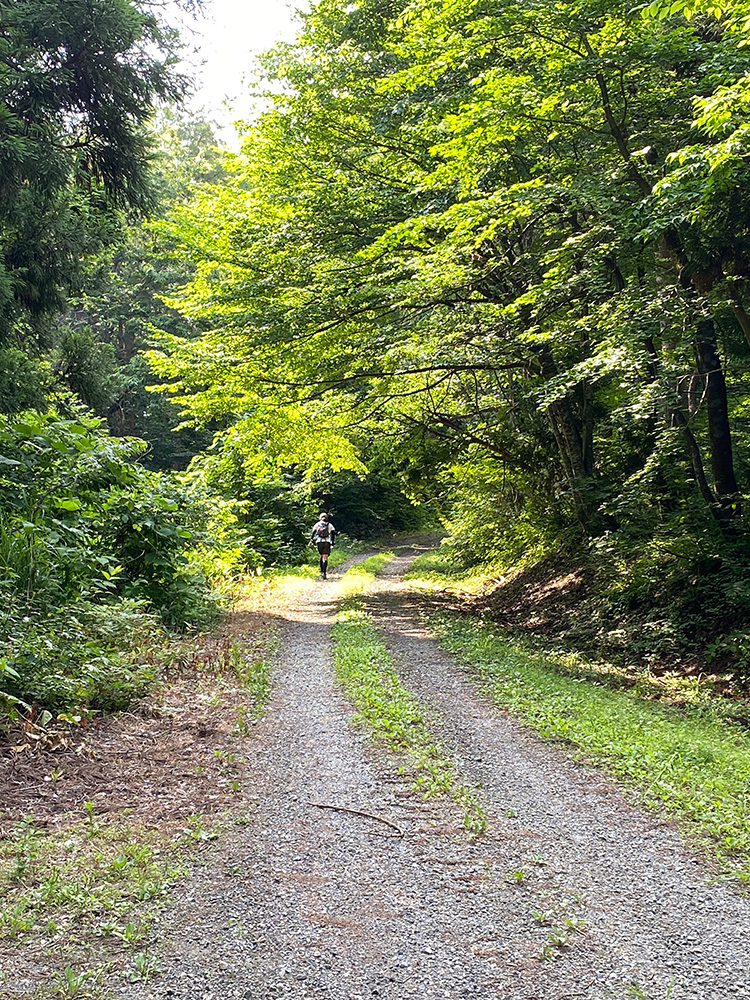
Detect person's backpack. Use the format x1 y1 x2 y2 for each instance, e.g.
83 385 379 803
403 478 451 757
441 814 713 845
316 522 330 539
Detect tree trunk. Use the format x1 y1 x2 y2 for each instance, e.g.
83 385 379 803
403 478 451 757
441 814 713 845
535 346 599 531
546 395 599 531
695 319 740 518
727 280 750 350
644 335 715 509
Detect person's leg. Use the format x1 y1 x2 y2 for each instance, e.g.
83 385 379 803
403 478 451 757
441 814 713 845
317 541 331 577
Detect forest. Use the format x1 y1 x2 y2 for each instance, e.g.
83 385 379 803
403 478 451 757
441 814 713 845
3 0 750 720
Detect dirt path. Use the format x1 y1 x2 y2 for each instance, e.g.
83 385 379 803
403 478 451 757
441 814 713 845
120 554 750 1000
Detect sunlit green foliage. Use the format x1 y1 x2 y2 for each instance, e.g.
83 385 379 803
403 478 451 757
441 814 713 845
144 0 750 658
60 113 229 467
0 411 227 712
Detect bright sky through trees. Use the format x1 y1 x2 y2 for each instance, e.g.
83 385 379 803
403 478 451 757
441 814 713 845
167 0 301 138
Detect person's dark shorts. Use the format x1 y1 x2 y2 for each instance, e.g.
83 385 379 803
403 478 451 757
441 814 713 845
316 541 332 555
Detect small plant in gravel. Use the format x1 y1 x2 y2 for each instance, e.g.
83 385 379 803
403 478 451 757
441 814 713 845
538 926 570 960
565 917 589 934
548 926 570 946
183 814 219 842
563 915 587 933
537 913 588 960
621 983 675 999
127 950 161 983
51 964 108 999
226 630 278 710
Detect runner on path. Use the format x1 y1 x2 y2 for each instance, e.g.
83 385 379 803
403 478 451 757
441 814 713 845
309 512 336 578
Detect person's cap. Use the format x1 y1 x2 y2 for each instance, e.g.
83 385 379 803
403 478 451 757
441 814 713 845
319 512 328 520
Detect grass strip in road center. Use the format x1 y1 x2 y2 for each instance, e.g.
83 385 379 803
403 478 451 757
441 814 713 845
428 612 750 880
338 551 395 597
332 561 485 834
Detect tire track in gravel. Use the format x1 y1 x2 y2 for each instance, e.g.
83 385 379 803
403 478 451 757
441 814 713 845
359 550 750 1000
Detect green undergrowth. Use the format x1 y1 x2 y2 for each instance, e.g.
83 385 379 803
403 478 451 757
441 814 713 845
429 612 750 880
332 559 485 833
0 601 167 721
407 542 750 691
406 547 750 712
404 546 497 596
0 812 191 993
0 627 278 995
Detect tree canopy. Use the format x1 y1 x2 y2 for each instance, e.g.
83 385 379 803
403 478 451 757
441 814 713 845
152 0 750 563
4 0 750 676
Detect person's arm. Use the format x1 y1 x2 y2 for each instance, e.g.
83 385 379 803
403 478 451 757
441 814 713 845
330 525 336 545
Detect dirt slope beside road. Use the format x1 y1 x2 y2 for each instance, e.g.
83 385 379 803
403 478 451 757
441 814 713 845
119 555 750 1000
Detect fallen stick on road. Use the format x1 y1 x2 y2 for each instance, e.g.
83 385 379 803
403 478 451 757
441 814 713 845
307 800 405 836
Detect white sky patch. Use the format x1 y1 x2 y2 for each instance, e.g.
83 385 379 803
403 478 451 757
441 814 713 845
165 0 304 144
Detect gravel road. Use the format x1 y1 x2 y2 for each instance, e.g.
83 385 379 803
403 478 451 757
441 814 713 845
119 553 750 1000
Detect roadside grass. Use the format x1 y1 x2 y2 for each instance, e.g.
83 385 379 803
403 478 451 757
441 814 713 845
0 813 186 993
0 623 278 996
428 612 750 880
167 628 278 724
227 628 278 734
406 547 750 714
332 558 486 833
404 545 498 597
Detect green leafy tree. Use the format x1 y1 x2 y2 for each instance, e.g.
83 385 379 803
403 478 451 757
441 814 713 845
56 114 230 467
150 0 750 615
0 0 188 407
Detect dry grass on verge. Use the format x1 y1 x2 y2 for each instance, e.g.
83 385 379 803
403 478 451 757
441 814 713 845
0 605 277 997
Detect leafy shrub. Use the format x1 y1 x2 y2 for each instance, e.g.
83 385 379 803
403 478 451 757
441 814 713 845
0 409 220 625
0 599 163 713
0 409 230 713
100 476 220 627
